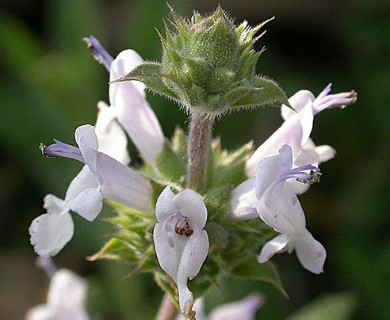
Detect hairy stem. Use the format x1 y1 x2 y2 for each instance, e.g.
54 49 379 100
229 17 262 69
155 293 178 320
186 112 213 192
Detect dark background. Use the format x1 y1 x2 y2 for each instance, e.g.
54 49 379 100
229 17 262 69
0 0 389 319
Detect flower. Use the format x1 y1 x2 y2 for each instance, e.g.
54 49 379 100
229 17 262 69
42 124 152 213
26 269 90 320
153 186 209 314
116 9 290 118
30 122 152 257
176 293 264 320
84 36 164 167
246 84 357 194
94 101 130 165
231 145 326 274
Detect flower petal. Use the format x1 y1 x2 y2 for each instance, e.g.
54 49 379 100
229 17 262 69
95 152 152 213
75 125 99 174
176 230 209 312
281 90 315 120
230 177 258 220
47 269 89 320
26 304 54 320
153 222 188 281
258 234 289 263
68 187 103 222
29 212 74 257
65 166 99 201
109 49 145 100
73 126 153 213
109 50 164 166
155 186 176 223
208 293 264 320
43 194 67 215
173 189 208 228
95 101 130 165
294 230 326 274
296 100 314 146
257 183 306 234
246 119 303 177
315 144 336 163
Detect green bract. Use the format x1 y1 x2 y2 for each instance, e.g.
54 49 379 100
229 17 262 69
115 7 290 117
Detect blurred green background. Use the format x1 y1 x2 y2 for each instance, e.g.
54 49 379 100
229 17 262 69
0 0 388 319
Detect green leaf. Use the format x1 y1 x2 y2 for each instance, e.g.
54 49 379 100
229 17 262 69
221 84 252 107
171 127 187 159
230 258 287 297
233 76 291 109
285 292 358 320
209 141 253 188
154 139 186 185
88 238 135 262
114 62 180 102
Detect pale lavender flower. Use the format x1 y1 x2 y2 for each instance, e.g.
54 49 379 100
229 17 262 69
83 35 113 71
177 293 264 320
154 186 209 314
231 145 326 274
42 125 152 212
26 269 90 320
85 36 164 166
246 84 357 194
30 123 151 257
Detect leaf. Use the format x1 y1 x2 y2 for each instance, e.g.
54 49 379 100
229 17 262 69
230 258 287 297
114 62 180 101
233 76 291 109
209 141 253 188
88 238 134 262
154 139 186 185
171 127 187 159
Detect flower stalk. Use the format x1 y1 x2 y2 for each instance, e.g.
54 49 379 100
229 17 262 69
155 294 178 320
186 112 214 192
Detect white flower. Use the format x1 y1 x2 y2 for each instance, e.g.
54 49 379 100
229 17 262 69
30 124 152 257
43 124 153 213
246 84 356 194
95 101 130 165
83 36 164 166
109 49 164 166
154 187 209 314
26 269 90 320
231 145 326 274
176 294 264 320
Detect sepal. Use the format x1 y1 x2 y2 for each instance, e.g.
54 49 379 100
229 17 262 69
154 139 186 185
89 205 158 275
114 62 180 102
206 140 253 188
233 76 291 110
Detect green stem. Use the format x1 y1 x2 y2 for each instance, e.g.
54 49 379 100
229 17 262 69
186 112 213 192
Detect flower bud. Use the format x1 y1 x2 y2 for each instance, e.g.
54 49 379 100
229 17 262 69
116 7 290 117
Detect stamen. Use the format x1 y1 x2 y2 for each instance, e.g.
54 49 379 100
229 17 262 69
296 170 322 184
175 217 194 237
40 140 84 163
280 164 319 182
313 84 357 115
83 36 113 72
